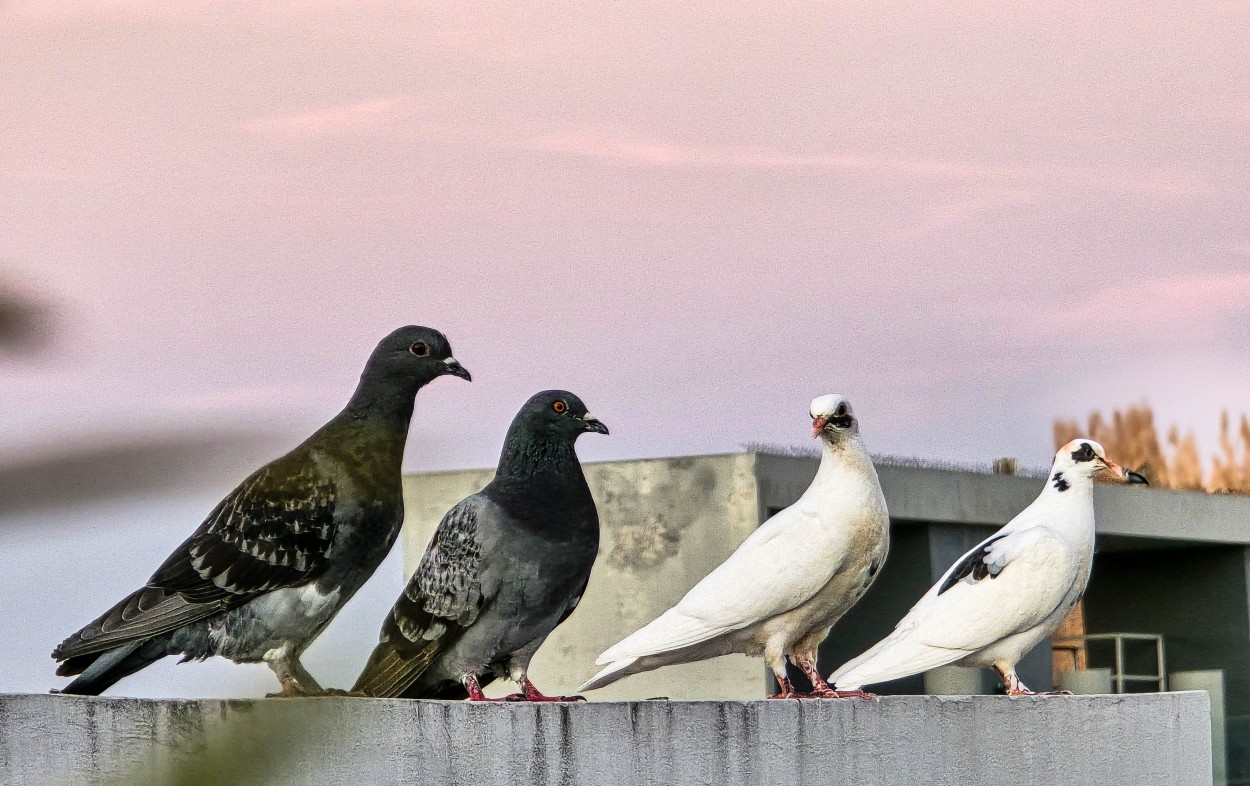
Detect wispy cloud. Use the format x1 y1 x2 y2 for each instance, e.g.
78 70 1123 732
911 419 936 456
517 132 1213 196
245 98 414 140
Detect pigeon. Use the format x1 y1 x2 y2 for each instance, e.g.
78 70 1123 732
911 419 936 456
352 390 608 701
52 325 470 696
831 439 1148 696
580 394 889 699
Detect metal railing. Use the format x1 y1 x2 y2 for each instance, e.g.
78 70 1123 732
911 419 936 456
1083 633 1166 693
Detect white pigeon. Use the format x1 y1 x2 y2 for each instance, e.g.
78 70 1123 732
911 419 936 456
831 439 1148 696
580 394 890 698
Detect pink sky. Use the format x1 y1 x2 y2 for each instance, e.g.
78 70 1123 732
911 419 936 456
2 0 1248 473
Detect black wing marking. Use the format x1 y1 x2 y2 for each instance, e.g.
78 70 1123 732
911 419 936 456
937 534 1010 596
353 498 484 697
55 461 337 664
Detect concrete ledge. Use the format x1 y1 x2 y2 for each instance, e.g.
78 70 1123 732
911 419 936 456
0 692 1212 786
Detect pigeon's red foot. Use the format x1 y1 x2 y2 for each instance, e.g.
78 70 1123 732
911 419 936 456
994 666 1036 697
511 678 585 702
464 674 509 702
768 677 800 699
821 689 878 700
797 686 878 699
503 692 585 703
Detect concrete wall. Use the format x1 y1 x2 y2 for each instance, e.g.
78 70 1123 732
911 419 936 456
402 454 767 701
0 693 1213 786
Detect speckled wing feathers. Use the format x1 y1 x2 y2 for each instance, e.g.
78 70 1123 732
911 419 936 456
174 464 337 598
410 501 483 626
352 498 484 697
53 463 338 666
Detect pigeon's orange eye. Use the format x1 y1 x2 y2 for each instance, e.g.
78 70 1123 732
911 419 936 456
409 342 430 357
553 401 568 414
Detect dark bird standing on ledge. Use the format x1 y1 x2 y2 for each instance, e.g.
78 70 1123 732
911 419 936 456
353 390 607 701
52 326 470 696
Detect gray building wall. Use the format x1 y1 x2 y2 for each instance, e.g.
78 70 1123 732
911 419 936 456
0 693 1214 786
1084 546 1250 784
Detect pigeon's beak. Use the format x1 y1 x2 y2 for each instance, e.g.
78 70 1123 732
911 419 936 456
582 414 609 435
442 357 471 381
1101 457 1149 485
811 416 828 438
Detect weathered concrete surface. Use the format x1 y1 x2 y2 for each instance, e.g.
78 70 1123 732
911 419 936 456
0 693 1212 786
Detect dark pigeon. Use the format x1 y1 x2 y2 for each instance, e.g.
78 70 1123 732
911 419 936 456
352 390 607 701
52 326 470 696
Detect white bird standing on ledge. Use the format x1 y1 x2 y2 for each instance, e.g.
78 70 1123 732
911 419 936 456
580 394 889 699
831 439 1148 696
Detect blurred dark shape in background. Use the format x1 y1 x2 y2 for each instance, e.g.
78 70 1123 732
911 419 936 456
0 429 293 521
0 277 55 352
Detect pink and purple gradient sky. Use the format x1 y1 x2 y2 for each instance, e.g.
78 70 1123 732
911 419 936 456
2 0 1249 472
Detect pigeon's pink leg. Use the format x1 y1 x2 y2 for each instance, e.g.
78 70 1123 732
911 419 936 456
793 657 877 699
768 675 801 699
994 665 1036 696
463 674 510 702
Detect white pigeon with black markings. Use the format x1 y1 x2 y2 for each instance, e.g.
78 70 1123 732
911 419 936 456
580 394 890 699
831 439 1148 695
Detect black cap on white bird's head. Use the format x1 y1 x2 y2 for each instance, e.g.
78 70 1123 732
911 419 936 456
366 325 471 385
1053 439 1149 487
809 394 856 441
516 390 609 439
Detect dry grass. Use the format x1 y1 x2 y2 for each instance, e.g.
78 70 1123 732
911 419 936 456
1054 404 1250 495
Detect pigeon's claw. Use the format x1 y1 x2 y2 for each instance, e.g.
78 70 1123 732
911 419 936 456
464 674 497 702
994 665 1036 696
517 677 585 702
793 655 836 696
823 689 878 700
768 676 801 700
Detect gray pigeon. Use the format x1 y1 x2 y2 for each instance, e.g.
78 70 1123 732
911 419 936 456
352 390 607 701
52 325 470 696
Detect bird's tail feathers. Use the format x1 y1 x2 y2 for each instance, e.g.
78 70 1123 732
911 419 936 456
577 657 638 693
56 640 165 696
352 642 438 698
597 610 728 665
831 635 968 690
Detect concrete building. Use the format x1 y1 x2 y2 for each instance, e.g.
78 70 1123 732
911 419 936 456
403 451 1250 784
